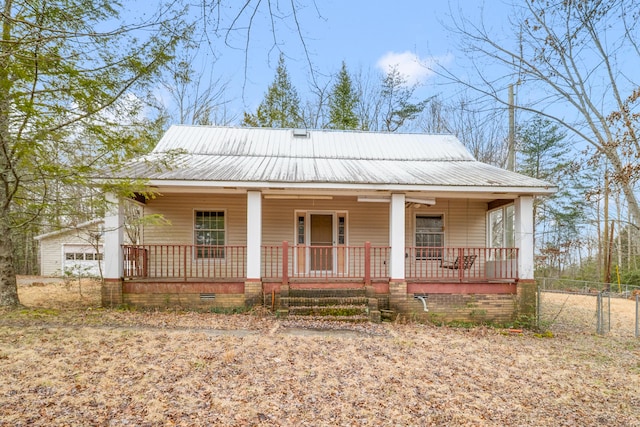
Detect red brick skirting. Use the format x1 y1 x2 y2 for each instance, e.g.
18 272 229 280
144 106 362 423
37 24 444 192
123 281 244 294
407 282 517 294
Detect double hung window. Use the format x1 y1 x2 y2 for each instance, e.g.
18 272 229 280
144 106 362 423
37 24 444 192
195 211 225 258
415 215 444 260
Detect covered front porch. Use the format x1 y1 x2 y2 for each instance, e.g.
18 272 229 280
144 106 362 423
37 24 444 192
121 243 519 285
100 191 534 319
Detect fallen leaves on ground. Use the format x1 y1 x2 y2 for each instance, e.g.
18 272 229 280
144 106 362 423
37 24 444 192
2 277 638 426
1 309 639 426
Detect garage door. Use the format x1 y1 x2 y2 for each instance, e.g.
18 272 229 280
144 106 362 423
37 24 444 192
63 244 104 277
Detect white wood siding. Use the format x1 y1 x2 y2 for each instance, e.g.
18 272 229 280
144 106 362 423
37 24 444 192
143 194 247 245
143 194 487 248
405 199 487 247
39 233 102 276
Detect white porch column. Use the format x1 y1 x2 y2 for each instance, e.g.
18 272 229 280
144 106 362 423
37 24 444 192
389 193 406 280
104 192 124 279
246 191 262 280
514 195 535 280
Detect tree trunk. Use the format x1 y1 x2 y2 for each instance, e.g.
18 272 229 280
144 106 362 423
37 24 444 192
0 208 19 306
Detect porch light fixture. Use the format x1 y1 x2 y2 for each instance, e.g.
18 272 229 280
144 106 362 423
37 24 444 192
406 197 436 206
357 196 391 203
357 196 436 206
263 195 333 200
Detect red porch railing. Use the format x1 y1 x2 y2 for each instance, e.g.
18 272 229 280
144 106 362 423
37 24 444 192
405 247 518 282
261 242 390 283
122 244 518 283
123 244 246 280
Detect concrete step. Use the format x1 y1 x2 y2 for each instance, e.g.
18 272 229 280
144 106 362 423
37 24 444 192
287 304 368 317
287 288 367 298
281 296 368 308
274 287 381 323
286 314 371 324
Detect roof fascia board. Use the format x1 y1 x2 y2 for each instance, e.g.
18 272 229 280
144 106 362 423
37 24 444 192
34 218 104 241
146 179 557 196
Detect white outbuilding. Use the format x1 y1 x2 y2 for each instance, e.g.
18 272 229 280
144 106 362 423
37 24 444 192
35 219 104 277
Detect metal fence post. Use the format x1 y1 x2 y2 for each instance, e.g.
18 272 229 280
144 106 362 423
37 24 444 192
636 295 640 338
596 292 602 335
607 291 611 334
536 283 541 329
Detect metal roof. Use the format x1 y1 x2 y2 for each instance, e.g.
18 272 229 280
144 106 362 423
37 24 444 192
34 219 104 241
109 125 555 193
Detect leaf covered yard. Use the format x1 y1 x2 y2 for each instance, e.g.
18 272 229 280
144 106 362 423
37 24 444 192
1 307 639 426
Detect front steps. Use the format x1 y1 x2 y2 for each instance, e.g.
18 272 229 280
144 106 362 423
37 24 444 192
275 287 384 323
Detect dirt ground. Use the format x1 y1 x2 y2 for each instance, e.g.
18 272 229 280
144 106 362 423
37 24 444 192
1 277 639 426
16 275 102 309
541 292 639 337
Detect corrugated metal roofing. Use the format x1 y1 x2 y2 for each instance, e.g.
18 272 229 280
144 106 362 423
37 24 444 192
109 125 555 191
153 125 475 161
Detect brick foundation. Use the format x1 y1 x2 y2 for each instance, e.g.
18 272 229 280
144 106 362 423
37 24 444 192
114 277 523 324
404 293 516 323
122 292 245 309
516 279 537 317
102 279 123 308
120 280 248 310
388 281 408 312
244 280 263 307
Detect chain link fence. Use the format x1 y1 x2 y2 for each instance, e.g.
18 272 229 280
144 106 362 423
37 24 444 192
536 277 640 337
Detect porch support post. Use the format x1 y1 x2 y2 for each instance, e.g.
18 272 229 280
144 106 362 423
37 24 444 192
389 193 406 280
515 195 536 317
104 192 124 279
246 191 262 280
514 195 534 280
102 192 124 307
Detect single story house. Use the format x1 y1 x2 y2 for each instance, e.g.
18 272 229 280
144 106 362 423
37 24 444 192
34 219 104 277
100 125 556 322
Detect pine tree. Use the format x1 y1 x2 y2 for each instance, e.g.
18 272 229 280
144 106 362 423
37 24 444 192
0 0 187 306
517 116 589 274
243 54 302 128
380 66 429 132
328 62 359 130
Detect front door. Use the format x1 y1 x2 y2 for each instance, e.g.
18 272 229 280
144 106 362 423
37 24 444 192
310 214 333 271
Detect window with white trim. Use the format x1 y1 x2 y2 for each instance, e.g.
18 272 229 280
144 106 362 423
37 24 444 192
194 211 225 258
488 205 514 248
415 214 444 259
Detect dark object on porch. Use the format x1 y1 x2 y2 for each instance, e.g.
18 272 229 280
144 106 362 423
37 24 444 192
440 255 477 270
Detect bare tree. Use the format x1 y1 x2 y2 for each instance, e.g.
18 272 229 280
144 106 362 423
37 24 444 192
161 49 235 126
353 67 383 131
352 66 429 132
439 0 640 227
301 76 332 129
419 95 508 166
197 0 323 97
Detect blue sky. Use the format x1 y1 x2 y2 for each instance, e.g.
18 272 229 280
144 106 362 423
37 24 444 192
153 0 512 120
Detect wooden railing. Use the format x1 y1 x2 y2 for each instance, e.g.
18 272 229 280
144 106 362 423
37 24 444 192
405 247 518 281
122 244 518 283
261 242 390 284
123 245 246 280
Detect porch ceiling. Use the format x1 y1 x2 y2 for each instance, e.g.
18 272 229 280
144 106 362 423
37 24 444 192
145 184 538 201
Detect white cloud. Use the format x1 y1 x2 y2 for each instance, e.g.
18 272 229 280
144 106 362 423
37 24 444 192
376 51 452 86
